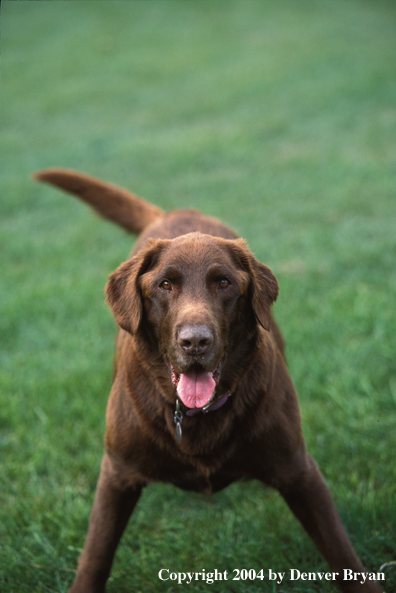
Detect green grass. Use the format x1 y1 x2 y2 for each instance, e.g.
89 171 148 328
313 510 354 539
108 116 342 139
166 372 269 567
1 1 396 591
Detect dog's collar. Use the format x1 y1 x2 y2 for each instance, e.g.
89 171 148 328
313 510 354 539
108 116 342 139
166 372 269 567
173 392 232 445
185 393 230 416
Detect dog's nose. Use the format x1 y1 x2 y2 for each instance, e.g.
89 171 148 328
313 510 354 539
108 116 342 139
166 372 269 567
178 324 214 355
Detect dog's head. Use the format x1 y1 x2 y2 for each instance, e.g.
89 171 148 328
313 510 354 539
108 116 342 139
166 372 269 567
106 232 278 409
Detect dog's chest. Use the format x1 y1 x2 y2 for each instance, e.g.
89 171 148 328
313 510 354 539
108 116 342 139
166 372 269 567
135 441 243 495
163 461 238 495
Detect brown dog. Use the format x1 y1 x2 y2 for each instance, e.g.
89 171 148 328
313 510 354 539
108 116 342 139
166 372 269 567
34 169 383 593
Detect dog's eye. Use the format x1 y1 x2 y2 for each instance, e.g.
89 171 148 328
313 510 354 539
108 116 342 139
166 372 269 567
159 280 172 291
219 279 230 289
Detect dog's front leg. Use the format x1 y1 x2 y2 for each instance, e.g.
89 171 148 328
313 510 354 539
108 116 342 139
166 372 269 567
276 453 383 593
69 454 143 593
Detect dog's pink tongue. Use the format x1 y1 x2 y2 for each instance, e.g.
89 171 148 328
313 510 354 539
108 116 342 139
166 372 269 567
177 367 216 409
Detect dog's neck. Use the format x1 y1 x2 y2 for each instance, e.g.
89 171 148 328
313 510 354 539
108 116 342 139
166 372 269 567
173 391 232 445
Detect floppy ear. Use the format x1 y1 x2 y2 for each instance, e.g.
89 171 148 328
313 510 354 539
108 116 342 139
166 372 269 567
106 240 169 334
250 258 279 331
223 238 279 331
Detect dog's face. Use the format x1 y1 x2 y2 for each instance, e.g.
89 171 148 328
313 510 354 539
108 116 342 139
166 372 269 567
106 232 278 409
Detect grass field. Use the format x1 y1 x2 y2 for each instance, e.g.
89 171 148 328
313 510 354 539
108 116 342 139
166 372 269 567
1 1 395 592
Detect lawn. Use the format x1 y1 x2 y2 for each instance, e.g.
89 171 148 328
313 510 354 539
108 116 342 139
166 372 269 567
0 1 395 592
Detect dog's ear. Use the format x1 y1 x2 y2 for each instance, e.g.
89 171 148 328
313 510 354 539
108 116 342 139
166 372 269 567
224 238 279 331
249 258 279 331
106 239 169 334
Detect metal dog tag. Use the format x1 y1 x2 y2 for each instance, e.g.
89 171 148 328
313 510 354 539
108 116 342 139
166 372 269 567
174 399 183 445
175 422 182 445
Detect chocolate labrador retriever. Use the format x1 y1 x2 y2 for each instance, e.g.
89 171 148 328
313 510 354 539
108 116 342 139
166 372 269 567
35 169 382 593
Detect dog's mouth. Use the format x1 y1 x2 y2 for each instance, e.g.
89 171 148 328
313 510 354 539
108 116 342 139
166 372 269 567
171 361 222 410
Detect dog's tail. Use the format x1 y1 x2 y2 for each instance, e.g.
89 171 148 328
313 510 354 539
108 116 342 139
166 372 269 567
33 168 164 234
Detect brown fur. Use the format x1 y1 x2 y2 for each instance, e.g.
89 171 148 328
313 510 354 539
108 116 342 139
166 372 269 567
35 169 382 593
